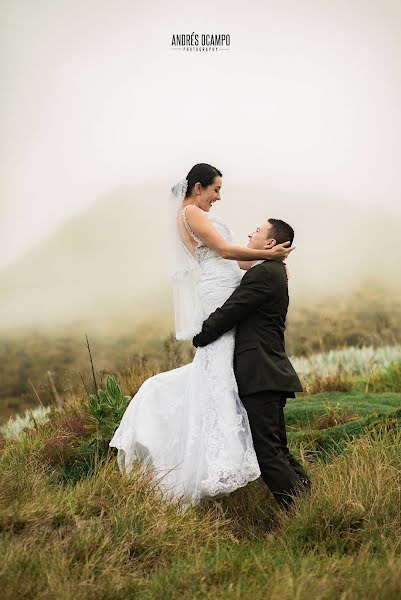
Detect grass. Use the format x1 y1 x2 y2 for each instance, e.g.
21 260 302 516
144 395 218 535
1 333 401 598
0 383 400 598
284 391 401 429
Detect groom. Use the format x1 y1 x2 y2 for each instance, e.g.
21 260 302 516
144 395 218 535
193 218 312 511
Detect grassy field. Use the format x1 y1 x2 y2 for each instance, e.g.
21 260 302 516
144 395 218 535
1 351 401 599
1 290 400 598
1 280 401 422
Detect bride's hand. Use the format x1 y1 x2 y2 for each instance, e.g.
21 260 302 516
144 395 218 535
263 240 295 261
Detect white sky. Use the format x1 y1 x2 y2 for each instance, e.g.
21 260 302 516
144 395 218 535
1 0 400 269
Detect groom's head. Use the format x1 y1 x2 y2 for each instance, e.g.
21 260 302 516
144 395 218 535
247 219 294 249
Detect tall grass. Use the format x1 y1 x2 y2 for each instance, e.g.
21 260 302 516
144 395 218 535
0 394 400 599
1 331 401 598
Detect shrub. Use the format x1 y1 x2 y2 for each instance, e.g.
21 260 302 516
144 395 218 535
367 361 401 393
38 432 82 469
302 366 353 395
86 374 131 443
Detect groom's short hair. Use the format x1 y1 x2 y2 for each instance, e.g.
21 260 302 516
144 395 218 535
267 219 294 245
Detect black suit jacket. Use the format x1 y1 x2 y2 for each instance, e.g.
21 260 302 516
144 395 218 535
193 260 303 398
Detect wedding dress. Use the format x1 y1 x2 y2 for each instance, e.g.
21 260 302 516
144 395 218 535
109 206 261 509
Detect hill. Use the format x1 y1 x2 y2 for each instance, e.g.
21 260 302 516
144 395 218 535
0 182 400 333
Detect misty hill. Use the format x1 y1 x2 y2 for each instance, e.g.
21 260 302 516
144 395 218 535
0 182 400 333
0 184 173 332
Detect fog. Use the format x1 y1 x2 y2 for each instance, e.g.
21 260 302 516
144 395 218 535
1 0 401 274
0 182 399 333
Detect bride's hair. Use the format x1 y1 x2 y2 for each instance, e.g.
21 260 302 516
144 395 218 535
185 163 222 198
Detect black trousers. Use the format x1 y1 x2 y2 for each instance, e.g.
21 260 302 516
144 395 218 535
241 390 311 510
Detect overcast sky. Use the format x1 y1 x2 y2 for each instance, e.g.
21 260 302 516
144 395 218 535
1 0 400 269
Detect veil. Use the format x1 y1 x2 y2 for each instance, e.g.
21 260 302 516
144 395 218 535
168 178 204 340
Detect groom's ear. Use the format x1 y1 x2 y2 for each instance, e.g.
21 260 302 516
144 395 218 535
264 238 276 249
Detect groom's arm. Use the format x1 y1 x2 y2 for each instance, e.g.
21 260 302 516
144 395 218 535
193 265 270 347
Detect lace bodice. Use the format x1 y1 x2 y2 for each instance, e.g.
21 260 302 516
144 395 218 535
181 205 242 319
181 205 204 247
182 205 233 261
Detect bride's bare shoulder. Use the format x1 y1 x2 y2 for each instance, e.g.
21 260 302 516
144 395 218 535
183 205 209 224
183 204 206 215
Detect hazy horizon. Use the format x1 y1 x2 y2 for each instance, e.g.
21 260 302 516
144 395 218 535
1 0 400 269
0 180 400 333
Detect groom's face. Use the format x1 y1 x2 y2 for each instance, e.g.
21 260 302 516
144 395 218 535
247 222 275 249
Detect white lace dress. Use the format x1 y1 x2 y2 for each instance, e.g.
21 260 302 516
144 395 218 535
109 207 261 509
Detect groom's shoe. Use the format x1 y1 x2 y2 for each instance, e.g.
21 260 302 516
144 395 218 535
298 476 312 491
294 475 312 499
275 476 313 513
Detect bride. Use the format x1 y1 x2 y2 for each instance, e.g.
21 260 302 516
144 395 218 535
109 163 293 510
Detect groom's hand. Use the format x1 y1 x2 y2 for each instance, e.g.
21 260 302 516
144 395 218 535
193 332 209 347
192 334 202 348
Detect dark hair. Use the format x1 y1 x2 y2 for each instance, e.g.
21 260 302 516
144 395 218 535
267 218 294 245
185 163 222 198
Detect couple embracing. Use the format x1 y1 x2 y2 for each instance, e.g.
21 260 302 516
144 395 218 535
110 163 311 513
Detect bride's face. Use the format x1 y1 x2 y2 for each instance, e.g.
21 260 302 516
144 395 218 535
193 176 222 212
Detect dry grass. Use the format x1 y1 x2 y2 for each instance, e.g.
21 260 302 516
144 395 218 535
302 365 354 395
311 409 360 430
0 395 401 598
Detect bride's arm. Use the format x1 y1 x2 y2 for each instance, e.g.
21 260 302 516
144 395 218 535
185 206 294 262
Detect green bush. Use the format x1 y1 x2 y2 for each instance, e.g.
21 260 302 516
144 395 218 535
369 361 401 392
86 375 131 444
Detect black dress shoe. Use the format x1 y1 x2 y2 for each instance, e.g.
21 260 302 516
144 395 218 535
297 476 312 494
